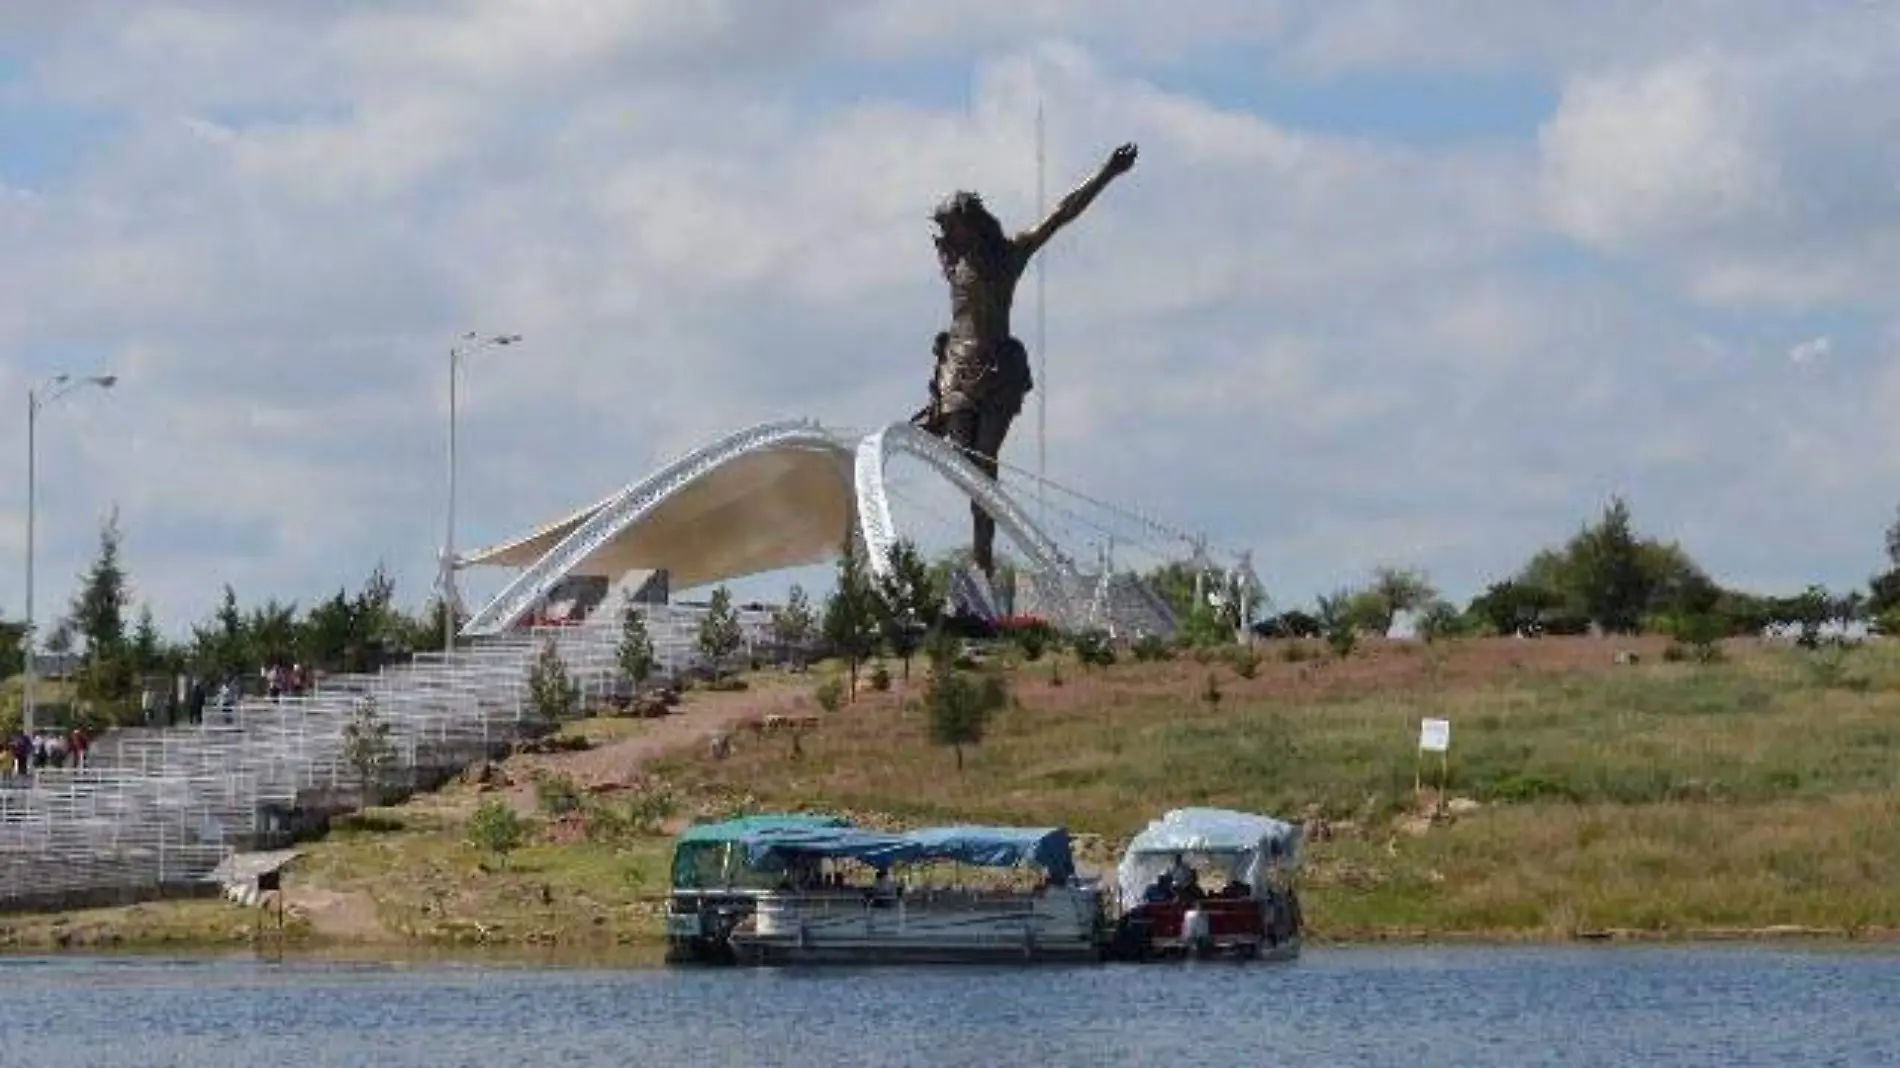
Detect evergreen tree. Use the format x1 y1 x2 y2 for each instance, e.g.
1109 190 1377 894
771 584 816 668
822 538 879 700
873 538 939 680
340 694 395 807
618 598 657 693
72 510 128 652
696 585 744 679
43 617 75 656
923 631 1007 771
72 510 132 702
130 604 162 674
526 638 581 722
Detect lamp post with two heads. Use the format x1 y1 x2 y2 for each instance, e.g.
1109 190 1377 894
443 333 520 658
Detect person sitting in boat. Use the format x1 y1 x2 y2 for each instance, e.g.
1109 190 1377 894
1166 854 1198 893
868 867 898 907
1219 878 1252 899
1142 872 1175 904
1174 866 1206 904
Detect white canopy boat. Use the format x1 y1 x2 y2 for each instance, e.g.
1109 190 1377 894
1107 807 1304 961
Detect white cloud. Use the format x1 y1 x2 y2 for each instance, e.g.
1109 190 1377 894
1788 336 1831 365
0 2 1896 635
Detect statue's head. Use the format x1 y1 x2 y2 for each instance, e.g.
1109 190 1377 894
932 190 1005 257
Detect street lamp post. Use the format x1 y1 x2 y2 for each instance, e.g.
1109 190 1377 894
443 332 520 658
24 373 117 734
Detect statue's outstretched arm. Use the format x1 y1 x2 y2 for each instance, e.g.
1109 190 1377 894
1016 143 1138 258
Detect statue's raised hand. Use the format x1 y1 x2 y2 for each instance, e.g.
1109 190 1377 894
1106 143 1138 176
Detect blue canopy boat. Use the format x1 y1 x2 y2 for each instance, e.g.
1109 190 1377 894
664 813 851 962
667 818 1103 965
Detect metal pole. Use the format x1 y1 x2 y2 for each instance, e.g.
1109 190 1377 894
1035 99 1048 530
23 389 37 734
444 346 458 659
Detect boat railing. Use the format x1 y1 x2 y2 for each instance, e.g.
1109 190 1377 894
754 884 1076 919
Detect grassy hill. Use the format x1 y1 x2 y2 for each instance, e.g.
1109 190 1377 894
655 636 1900 940
7 635 1899 951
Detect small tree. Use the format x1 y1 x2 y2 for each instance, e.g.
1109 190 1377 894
924 658 1006 772
617 599 657 695
822 538 880 700
771 584 817 668
527 639 581 722
1370 567 1437 633
697 585 744 679
340 695 396 808
467 798 528 868
130 604 163 674
874 539 939 681
0 613 25 680
1414 600 1467 642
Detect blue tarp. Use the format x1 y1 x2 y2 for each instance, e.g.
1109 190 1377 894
737 824 1076 882
674 813 849 846
671 814 850 887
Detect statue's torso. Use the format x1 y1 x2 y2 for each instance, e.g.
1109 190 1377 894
938 242 1031 414
946 244 1024 345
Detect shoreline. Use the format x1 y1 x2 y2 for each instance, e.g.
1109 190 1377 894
7 901 1900 961
10 638 1900 961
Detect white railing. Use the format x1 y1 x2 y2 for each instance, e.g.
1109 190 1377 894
0 602 751 906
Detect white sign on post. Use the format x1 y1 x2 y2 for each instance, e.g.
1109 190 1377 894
1418 718 1451 753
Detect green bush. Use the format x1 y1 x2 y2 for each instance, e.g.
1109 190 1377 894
1325 622 1358 659
814 677 845 713
1071 629 1115 669
466 800 529 867
1227 647 1262 679
1131 634 1172 662
1015 626 1050 662
532 770 585 817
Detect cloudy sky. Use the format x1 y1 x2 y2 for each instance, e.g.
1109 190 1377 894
3 0 1899 634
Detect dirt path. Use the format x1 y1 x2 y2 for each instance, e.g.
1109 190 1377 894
510 678 831 793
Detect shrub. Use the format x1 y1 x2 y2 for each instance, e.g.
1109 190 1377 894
1228 647 1261 679
1131 634 1172 662
1071 629 1115 669
1670 613 1727 663
587 781 677 842
466 800 528 867
1016 626 1049 661
814 677 845 713
532 770 585 817
869 662 892 692
926 664 1008 771
1199 673 1222 707
1413 600 1467 643
997 615 1056 661
1325 621 1358 659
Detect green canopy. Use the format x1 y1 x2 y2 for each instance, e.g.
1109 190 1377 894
671 814 850 888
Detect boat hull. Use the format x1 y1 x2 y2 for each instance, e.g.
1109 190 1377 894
687 887 1105 967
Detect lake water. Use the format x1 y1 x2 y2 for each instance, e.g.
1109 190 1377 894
5 945 1898 1066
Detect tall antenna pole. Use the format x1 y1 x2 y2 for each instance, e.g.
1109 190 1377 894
1035 98 1048 529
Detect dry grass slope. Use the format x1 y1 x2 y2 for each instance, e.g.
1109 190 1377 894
12 636 1899 951
656 637 1900 940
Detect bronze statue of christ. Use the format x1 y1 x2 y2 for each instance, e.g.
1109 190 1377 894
912 142 1138 580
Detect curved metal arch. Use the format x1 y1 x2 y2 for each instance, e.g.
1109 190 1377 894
854 421 1085 625
462 419 854 637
